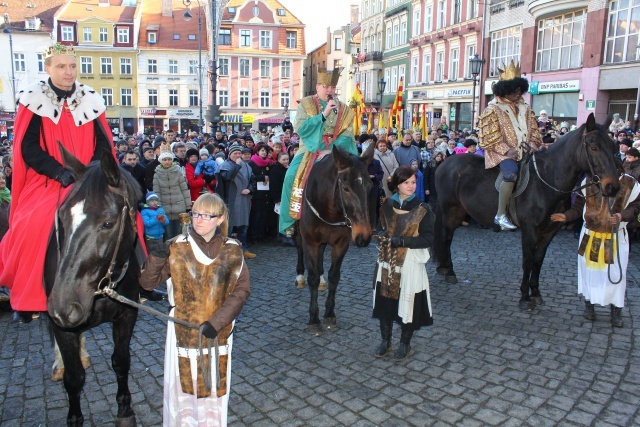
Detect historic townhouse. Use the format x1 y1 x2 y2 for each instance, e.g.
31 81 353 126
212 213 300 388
137 0 208 135
408 0 482 130
217 0 305 132
0 0 67 136
55 0 140 136
356 0 385 107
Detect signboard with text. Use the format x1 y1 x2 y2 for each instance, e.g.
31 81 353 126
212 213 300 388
529 80 580 94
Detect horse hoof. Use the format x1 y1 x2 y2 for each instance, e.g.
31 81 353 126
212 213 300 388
530 296 544 306
307 323 322 335
318 282 327 291
116 415 137 427
81 356 91 370
295 275 305 289
445 275 457 284
519 300 534 311
436 267 447 276
51 367 64 382
323 317 337 329
295 280 305 289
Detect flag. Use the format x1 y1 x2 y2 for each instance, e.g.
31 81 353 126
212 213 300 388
412 107 418 128
350 83 364 133
378 108 386 131
394 77 404 134
420 104 428 141
367 105 373 133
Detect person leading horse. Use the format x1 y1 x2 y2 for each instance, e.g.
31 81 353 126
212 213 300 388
478 60 543 230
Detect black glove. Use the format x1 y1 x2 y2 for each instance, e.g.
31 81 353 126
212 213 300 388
56 168 76 188
204 174 214 184
390 236 404 248
199 321 218 339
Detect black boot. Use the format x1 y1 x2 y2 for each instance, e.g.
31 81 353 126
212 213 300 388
374 318 392 357
11 311 34 324
583 300 596 321
610 305 623 328
140 289 168 302
393 326 413 361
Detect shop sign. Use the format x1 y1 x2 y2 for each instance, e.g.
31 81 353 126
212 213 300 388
411 91 429 100
0 113 15 120
220 114 254 124
585 100 596 111
449 107 456 121
171 109 196 117
140 108 157 116
446 88 472 98
529 80 580 94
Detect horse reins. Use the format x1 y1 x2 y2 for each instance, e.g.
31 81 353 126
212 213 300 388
304 167 355 228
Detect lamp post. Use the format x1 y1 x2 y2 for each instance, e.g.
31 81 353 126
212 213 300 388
3 28 17 112
377 78 386 105
183 0 204 135
469 53 484 129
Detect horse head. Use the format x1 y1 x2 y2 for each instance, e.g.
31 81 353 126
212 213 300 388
47 145 141 328
332 144 374 247
582 113 620 197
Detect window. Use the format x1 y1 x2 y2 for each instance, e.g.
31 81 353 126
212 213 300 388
536 10 586 72
260 90 270 107
240 29 251 47
218 58 229 75
286 31 297 48
281 60 291 78
464 45 476 78
335 37 343 50
100 57 112 74
449 48 459 80
399 65 406 87
531 92 579 119
120 58 132 75
121 88 132 106
489 26 522 78
148 59 157 74
260 30 271 48
391 67 398 92
102 88 113 106
37 53 45 72
61 25 74 42
218 89 229 107
453 0 461 24
468 0 479 19
228 7 236 14
99 27 108 42
253 6 260 16
384 69 390 93
604 0 640 63
280 90 290 108
334 59 342 68
189 90 199 107
386 23 392 49
400 20 407 44
260 59 271 77
435 50 444 81
411 55 419 84
148 32 157 44
422 53 431 82
219 28 231 45
83 27 92 42
169 89 178 106
117 28 129 44
13 53 25 72
413 7 421 37
188 34 196 41
189 60 197 75
437 0 446 29
239 58 250 77
81 57 93 74
169 60 178 74
277 8 286 16
148 89 158 106
424 2 433 33
239 89 249 107
393 22 400 47
173 34 181 40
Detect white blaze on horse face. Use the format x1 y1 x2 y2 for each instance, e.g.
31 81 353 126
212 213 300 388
70 201 87 239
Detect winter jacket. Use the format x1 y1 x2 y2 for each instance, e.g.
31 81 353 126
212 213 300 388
141 204 169 239
153 164 191 220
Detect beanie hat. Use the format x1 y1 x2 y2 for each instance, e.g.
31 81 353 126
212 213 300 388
241 147 252 154
463 138 477 148
146 191 159 202
228 144 243 155
200 148 210 157
158 151 174 161
358 134 371 144
186 148 199 159
620 138 633 148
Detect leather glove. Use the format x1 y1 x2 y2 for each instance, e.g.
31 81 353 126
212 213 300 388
390 236 404 248
199 321 218 339
56 168 75 188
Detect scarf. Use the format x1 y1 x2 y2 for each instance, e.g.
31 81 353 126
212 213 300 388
251 154 273 168
390 193 415 208
0 187 10 204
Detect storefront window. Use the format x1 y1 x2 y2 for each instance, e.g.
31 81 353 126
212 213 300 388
531 92 578 121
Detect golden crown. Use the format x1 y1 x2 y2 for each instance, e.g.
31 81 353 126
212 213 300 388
317 68 342 87
44 43 76 60
497 60 521 81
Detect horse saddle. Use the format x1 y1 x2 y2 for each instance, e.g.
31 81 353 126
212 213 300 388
493 158 531 228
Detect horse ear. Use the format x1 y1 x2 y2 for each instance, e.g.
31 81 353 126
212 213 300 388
332 145 350 170
585 113 596 132
58 141 85 179
101 150 121 187
361 140 375 166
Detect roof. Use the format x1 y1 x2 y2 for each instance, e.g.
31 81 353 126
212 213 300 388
0 0 67 32
222 0 303 26
57 0 137 23
138 0 208 50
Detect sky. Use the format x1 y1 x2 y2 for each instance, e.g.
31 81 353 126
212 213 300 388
278 0 359 53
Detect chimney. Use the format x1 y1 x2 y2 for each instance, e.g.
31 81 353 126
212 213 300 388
350 5 359 28
162 0 172 17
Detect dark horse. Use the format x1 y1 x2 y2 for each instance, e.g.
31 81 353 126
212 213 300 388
45 145 142 426
433 113 620 310
295 144 374 333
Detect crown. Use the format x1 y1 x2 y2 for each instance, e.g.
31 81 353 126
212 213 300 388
317 68 342 87
497 60 521 81
44 43 76 60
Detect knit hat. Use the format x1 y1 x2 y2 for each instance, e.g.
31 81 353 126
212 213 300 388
158 142 174 161
142 146 154 154
184 142 198 151
228 144 243 155
153 136 166 148
358 134 372 144
200 148 210 157
241 147 252 154
186 148 199 159
146 191 159 202
228 134 239 143
170 141 185 152
463 138 477 148
620 138 633 148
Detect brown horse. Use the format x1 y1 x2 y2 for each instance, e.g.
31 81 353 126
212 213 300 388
296 144 374 333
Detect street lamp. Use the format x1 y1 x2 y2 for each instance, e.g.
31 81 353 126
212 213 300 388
3 28 17 112
377 78 386 105
469 53 484 129
182 0 204 135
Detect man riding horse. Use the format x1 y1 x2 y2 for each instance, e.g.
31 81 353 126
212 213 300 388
279 68 356 239
478 60 542 230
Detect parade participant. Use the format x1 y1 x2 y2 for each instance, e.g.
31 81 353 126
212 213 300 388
279 68 356 237
0 43 115 323
478 60 542 230
139 193 250 426
372 166 435 360
551 173 640 327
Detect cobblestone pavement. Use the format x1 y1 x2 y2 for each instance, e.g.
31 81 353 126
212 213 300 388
1 226 640 426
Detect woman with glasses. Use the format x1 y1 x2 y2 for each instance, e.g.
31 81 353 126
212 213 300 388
140 193 251 426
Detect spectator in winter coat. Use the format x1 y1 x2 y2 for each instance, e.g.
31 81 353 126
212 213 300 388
119 150 146 199
185 148 208 205
153 149 191 239
140 191 169 257
248 143 274 242
194 148 218 185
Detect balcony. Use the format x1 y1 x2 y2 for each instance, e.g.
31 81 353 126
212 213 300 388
527 0 588 20
354 51 384 63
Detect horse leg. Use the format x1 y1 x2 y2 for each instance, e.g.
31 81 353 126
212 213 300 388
51 333 92 382
112 309 138 426
295 233 306 289
528 230 557 306
304 242 326 334
441 220 459 284
519 229 537 311
52 327 85 427
323 237 349 327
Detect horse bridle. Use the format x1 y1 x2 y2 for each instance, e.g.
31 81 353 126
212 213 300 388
304 167 355 228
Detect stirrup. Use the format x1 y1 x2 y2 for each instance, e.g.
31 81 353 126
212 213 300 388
494 214 517 230
285 224 296 238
